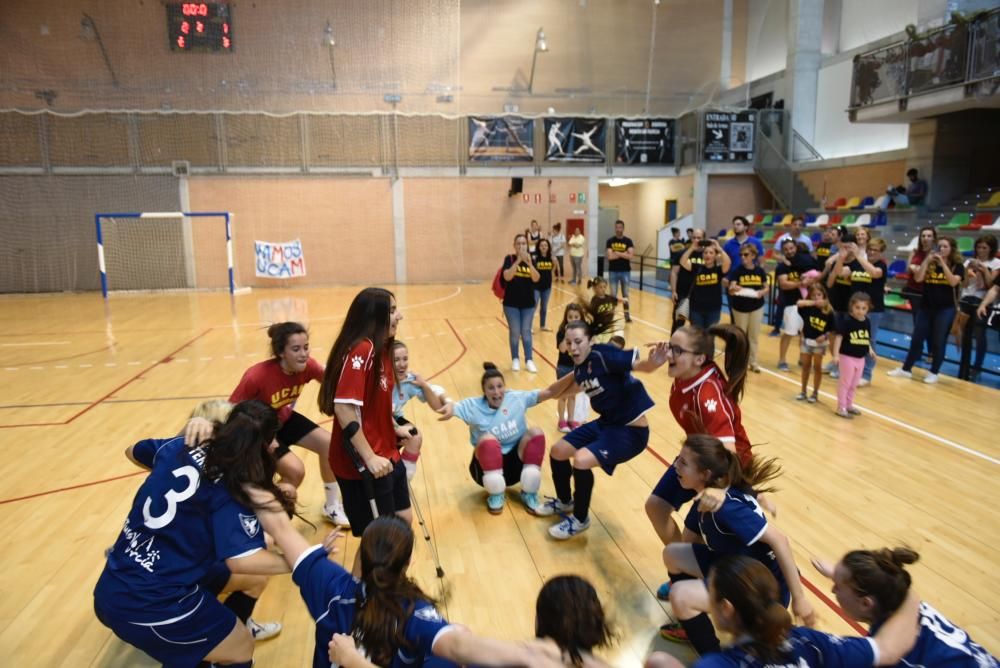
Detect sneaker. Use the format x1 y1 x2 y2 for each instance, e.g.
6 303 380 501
835 409 853 419
534 495 574 517
625 315 632 323
655 581 672 600
777 362 790 372
558 419 570 433
923 373 939 384
520 491 540 515
487 493 505 514
795 391 807 401
659 622 688 643
568 421 582 430
548 515 590 540
823 361 837 374
525 359 538 373
887 368 911 379
750 364 761 373
322 502 351 528
807 392 818 404
829 369 840 379
512 359 521 372
858 378 871 387
847 407 862 416
247 618 282 641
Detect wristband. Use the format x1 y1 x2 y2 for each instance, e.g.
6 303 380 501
343 421 360 440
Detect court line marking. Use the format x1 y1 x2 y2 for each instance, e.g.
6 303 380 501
0 471 144 505
1 341 70 347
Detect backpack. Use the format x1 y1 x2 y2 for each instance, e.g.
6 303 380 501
492 256 511 300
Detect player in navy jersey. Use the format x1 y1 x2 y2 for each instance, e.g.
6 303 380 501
535 302 669 540
659 435 815 654
812 546 997 668
646 555 922 668
93 401 294 668
391 340 450 481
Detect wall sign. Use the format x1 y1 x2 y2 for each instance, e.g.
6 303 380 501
703 111 755 161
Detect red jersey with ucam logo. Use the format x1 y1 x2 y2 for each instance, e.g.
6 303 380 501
230 357 324 425
669 362 752 466
328 339 398 480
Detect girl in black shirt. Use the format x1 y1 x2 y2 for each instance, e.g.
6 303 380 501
680 239 730 329
795 283 834 403
533 239 555 331
726 244 768 372
837 293 875 418
501 233 540 373
849 238 887 385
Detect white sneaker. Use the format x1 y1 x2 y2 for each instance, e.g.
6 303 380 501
887 368 911 379
525 359 538 373
548 515 591 540
322 502 351 528
923 373 939 384
858 378 871 387
512 359 521 372
534 495 574 517
247 618 282 641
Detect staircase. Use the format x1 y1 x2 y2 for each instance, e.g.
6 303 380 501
753 130 820 212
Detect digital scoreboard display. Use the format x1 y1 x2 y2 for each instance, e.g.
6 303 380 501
167 3 232 52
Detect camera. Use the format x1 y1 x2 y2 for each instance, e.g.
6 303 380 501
699 240 712 248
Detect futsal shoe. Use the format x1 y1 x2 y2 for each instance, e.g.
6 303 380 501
777 362 790 372
847 407 862 415
520 491 541 515
247 618 282 641
834 409 853 419
887 368 912 379
487 493 505 515
656 581 671 600
558 419 571 433
322 502 351 528
568 421 582 430
534 495 574 517
548 515 590 540
659 622 688 643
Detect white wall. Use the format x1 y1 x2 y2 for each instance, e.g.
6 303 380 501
839 0 916 51
813 59 909 158
746 0 787 82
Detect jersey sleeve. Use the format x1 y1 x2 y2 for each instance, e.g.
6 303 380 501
404 600 455 659
514 389 540 411
695 382 737 444
720 495 768 546
602 345 640 374
306 357 324 383
453 397 478 425
683 506 701 534
211 499 267 561
335 340 374 407
229 367 258 403
130 438 166 468
291 544 359 624
793 628 878 668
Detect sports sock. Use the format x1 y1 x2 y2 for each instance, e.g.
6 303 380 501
679 612 720 655
571 467 594 522
223 591 257 624
519 464 541 494
401 449 420 481
481 470 507 495
550 457 572 504
324 482 342 508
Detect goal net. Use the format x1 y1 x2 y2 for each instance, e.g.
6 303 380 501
96 211 237 297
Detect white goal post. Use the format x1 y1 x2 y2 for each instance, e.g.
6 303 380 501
95 211 236 298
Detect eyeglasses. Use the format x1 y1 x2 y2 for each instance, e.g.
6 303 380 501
667 344 696 357
740 252 754 257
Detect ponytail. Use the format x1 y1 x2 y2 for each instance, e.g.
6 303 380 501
683 324 750 403
683 434 781 495
842 546 919 624
711 555 792 663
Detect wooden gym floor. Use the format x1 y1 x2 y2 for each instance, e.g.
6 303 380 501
0 284 996 666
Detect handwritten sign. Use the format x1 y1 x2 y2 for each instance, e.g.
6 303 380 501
254 238 307 279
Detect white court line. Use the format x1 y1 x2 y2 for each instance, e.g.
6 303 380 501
0 341 70 347
558 287 1000 467
401 286 462 311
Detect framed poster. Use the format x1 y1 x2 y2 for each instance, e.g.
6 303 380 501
468 117 534 162
614 118 674 164
544 118 606 162
703 111 755 161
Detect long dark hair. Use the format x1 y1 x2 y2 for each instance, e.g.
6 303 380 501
682 324 750 403
568 283 618 341
842 546 919 625
536 238 552 260
201 400 294 516
353 517 437 666
557 303 586 341
711 555 792 663
267 321 307 359
319 288 395 416
683 434 781 495
535 575 617 666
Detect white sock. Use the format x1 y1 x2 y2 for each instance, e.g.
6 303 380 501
403 458 417 481
519 464 541 494
324 482 342 508
482 470 506 495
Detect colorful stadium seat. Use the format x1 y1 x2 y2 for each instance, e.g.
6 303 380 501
887 259 907 278
940 213 970 230
856 196 875 209
828 197 847 210
976 191 1000 208
808 213 829 227
957 237 975 256
838 197 861 210
962 213 993 230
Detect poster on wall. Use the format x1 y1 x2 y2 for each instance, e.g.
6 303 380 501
544 118 606 162
255 238 307 278
703 111 755 161
468 116 534 162
614 118 674 164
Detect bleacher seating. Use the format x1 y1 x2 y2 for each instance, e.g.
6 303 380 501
958 237 975 256
896 236 917 253
852 213 871 227
961 213 993 230
808 213 829 227
872 194 890 209
976 191 1000 208
828 197 847 210
887 259 907 278
940 213 970 230
838 197 861 210
841 214 857 226
856 196 875 209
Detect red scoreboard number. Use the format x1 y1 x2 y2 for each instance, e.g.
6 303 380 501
167 3 232 51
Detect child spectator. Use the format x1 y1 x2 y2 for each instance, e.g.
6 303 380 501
796 284 834 403
836 293 875 419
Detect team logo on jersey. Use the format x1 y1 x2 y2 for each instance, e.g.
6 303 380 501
414 605 444 623
350 354 364 370
239 513 260 538
704 398 718 413
379 374 388 391
502 408 508 416
598 449 609 459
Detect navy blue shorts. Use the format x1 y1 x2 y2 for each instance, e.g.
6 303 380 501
651 465 697 510
94 588 237 668
556 364 574 379
563 421 648 474
691 544 791 607
200 561 232 595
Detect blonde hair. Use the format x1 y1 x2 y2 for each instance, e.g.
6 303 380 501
190 399 234 423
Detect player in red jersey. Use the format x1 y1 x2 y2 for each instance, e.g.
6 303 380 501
229 322 349 527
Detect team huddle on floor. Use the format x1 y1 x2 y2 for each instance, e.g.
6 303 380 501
93 280 997 667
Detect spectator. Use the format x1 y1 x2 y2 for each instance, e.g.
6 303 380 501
775 239 817 371
501 233 540 373
568 227 586 285
774 216 814 252
888 237 965 384
550 222 567 283
902 226 938 357
685 228 694 244
825 227 871 378
526 219 543 254
851 237 888 386
605 219 634 323
672 229 705 333
533 238 555 331
722 216 764 268
905 168 928 206
958 234 1000 381
680 238 731 329
725 243 768 372
813 226 839 264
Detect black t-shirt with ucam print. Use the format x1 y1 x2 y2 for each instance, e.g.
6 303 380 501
921 261 964 310
606 235 634 272
502 255 536 308
533 253 554 291
839 316 871 358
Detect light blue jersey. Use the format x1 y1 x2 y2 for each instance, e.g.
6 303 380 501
393 373 429 418
453 390 539 453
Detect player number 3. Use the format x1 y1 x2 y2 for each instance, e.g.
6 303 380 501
142 465 200 529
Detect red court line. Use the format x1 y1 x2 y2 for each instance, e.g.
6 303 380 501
0 329 213 429
0 470 144 505
5 344 113 366
429 319 469 381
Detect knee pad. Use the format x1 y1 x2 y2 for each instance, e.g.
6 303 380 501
482 470 507 495
475 438 503 470
519 464 541 494
521 434 545 466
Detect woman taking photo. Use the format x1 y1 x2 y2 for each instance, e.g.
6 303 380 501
725 244 768 372
889 237 965 384
501 233 540 373
958 234 1000 381
680 238 731 329
534 238 556 331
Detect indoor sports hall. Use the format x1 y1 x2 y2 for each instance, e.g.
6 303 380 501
1 1 998 667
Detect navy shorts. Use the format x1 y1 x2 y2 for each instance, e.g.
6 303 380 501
339 459 410 537
275 411 321 459
651 465 697 510
468 448 524 487
691 543 791 607
94 588 237 668
200 561 232 595
563 421 648 474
